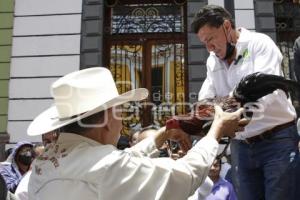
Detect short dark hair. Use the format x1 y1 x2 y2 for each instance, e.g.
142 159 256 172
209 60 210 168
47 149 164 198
60 110 106 135
191 5 235 33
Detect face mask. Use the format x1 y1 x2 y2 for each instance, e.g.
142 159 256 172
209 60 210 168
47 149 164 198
222 26 235 60
18 151 33 166
224 42 235 60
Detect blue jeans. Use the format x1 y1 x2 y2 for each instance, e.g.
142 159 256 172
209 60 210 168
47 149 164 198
230 125 300 200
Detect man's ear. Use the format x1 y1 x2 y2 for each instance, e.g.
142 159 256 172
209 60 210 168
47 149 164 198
223 19 232 30
104 109 114 132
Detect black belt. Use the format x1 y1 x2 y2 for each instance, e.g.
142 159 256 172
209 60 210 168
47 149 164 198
244 120 295 144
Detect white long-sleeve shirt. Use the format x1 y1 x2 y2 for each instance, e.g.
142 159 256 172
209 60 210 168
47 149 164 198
28 133 219 200
199 28 296 139
15 171 31 200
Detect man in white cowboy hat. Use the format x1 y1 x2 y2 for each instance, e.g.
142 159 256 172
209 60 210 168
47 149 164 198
27 67 246 200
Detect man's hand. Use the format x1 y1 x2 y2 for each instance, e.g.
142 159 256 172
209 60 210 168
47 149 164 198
154 127 192 154
165 128 192 153
207 105 249 141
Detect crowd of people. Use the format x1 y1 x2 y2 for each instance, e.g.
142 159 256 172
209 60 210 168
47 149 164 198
0 4 300 200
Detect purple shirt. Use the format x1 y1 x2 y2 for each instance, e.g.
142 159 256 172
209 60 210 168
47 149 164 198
205 177 237 200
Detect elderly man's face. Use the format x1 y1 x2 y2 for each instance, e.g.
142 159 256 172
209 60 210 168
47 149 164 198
42 131 59 146
109 106 123 145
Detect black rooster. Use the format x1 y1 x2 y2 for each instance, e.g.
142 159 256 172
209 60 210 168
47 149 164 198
166 72 300 136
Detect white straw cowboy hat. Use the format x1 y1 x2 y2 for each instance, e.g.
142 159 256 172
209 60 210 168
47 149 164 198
27 67 148 136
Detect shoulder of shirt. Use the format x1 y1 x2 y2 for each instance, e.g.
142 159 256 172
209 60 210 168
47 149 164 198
238 28 274 47
237 28 279 58
248 31 275 47
217 177 233 187
239 28 270 40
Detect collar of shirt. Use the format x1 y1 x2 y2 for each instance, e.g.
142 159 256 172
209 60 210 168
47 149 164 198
58 132 101 147
209 27 251 72
212 177 227 189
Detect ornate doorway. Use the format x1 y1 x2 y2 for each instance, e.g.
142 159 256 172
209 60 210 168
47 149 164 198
104 0 188 134
274 0 300 113
274 0 300 78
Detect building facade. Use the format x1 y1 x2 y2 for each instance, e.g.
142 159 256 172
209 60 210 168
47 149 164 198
0 0 299 160
0 0 14 159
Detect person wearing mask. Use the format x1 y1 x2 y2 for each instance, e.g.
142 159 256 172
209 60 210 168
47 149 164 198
191 5 299 200
0 142 34 193
15 131 59 200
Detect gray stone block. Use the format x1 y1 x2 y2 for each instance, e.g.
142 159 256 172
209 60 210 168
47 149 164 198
85 0 103 5
188 16 196 33
255 1 274 16
188 48 209 65
256 17 275 31
83 5 102 19
264 32 277 42
188 81 204 103
188 33 204 48
81 52 103 67
188 64 207 81
294 19 300 29
82 36 102 51
83 20 103 35
187 2 207 17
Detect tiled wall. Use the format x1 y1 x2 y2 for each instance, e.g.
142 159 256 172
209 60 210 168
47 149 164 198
8 0 82 142
235 0 255 30
254 0 277 41
187 0 209 103
208 0 256 30
80 0 104 68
